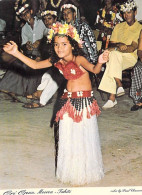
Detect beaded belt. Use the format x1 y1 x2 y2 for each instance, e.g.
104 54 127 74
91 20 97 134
61 90 94 98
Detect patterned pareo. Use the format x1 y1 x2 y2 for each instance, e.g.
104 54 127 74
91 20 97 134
74 19 98 64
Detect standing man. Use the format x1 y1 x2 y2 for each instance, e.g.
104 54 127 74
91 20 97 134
98 0 142 109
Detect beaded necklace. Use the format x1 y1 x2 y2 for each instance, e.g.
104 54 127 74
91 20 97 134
50 0 62 8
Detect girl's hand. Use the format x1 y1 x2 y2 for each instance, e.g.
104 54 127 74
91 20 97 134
98 50 109 64
3 41 18 56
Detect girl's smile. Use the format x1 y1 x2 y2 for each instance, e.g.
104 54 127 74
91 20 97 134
54 36 73 61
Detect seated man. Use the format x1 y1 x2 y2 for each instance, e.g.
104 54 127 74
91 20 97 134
98 0 142 109
23 9 66 108
130 29 142 111
19 0 47 60
0 0 47 98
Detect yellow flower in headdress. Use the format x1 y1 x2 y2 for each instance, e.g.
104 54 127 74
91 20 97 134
58 23 69 34
73 30 80 42
47 22 83 46
120 0 137 12
48 29 54 40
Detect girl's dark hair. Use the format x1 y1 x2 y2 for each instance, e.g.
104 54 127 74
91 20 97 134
50 34 86 64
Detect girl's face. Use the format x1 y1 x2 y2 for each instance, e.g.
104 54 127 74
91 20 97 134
54 36 73 60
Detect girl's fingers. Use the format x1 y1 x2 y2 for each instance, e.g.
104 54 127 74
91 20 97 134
4 41 15 47
5 43 12 46
10 41 16 45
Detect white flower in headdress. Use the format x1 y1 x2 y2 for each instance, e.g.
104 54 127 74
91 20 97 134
16 3 29 15
41 10 57 17
61 4 78 15
120 0 137 12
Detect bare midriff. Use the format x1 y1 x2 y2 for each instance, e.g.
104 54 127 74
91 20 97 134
66 71 92 92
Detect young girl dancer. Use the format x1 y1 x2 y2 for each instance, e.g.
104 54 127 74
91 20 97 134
3 22 109 186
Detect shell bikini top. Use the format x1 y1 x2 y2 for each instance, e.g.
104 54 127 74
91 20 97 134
54 58 85 80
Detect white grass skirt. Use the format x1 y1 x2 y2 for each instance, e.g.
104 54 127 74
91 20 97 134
56 110 104 185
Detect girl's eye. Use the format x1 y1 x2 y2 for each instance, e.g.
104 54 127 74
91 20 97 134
54 43 58 47
63 43 67 46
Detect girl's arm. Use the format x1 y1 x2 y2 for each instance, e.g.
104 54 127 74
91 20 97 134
3 41 52 69
78 50 109 74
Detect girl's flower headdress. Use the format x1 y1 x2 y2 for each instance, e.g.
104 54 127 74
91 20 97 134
16 3 29 15
120 0 137 12
41 10 57 17
60 4 77 14
47 22 83 46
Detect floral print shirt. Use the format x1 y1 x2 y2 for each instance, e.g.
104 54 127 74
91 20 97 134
74 19 98 64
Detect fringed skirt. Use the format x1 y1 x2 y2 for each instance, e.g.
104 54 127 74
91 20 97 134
54 90 104 185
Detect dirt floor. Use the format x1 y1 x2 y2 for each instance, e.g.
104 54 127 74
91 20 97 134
0 86 142 194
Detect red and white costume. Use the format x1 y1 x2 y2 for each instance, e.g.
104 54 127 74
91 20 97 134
54 60 104 185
